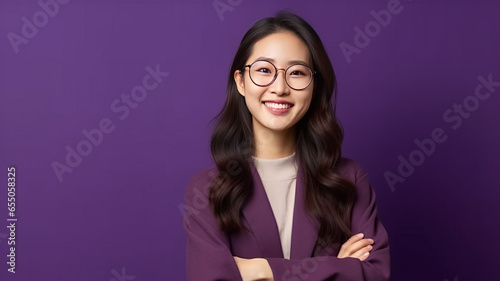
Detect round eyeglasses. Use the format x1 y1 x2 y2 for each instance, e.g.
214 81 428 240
243 60 315 90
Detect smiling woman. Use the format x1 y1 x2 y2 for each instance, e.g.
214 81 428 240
183 11 390 281
234 31 314 157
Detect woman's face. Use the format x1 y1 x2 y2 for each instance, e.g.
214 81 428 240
234 31 314 136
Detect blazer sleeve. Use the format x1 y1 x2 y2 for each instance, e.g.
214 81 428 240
265 163 391 281
183 169 243 281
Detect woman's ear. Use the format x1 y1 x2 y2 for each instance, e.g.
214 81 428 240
234 70 245 97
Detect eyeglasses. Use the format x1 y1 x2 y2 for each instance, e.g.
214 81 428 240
243 60 315 90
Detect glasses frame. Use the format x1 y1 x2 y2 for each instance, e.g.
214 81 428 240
243 60 316 91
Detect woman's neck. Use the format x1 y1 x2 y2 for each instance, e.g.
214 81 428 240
253 125 296 159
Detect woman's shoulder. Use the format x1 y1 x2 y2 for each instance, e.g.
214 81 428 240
186 157 371 192
185 165 219 199
336 157 369 185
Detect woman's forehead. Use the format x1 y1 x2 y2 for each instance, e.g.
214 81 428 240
247 31 312 66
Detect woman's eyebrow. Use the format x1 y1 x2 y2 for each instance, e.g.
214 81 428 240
253 56 310 67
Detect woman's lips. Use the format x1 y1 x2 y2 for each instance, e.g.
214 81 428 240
262 101 294 114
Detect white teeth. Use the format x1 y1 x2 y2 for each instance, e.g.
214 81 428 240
264 102 292 109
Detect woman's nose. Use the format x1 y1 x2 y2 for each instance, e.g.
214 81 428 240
271 69 290 95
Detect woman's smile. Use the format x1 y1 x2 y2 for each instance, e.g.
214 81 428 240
262 101 294 114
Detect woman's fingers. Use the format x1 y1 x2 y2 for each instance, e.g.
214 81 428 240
337 233 374 260
351 244 373 261
338 233 364 257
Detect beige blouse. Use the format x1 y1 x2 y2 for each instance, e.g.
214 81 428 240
252 152 298 259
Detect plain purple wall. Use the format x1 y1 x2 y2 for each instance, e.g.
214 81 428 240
1 0 499 280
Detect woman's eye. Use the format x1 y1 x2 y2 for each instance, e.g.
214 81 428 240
256 68 272 74
290 70 305 76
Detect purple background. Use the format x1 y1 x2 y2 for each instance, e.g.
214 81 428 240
1 0 499 280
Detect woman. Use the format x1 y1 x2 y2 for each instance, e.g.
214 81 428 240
183 11 390 281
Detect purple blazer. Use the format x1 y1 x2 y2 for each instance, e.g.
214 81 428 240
183 158 390 280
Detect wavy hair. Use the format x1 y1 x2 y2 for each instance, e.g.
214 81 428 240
208 11 357 249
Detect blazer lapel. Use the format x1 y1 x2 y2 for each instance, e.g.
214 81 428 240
241 161 284 258
290 159 320 259
241 158 320 259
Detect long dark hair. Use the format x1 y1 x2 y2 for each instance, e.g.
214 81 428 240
209 11 357 249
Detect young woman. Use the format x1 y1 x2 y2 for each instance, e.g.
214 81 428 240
184 11 390 281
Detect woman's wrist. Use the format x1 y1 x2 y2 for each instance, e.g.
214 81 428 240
234 257 274 281
253 258 273 280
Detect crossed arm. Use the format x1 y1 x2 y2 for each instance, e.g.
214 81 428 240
234 232 375 280
183 166 390 281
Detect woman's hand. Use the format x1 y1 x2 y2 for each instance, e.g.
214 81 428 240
233 256 274 281
337 233 374 261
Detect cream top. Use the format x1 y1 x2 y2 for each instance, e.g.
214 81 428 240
252 152 298 259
